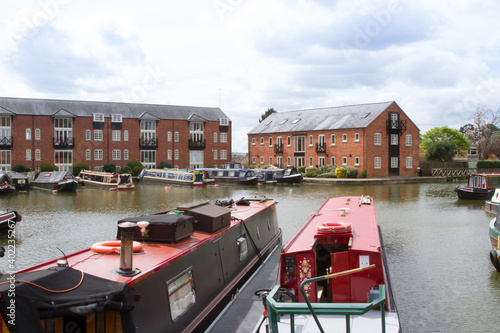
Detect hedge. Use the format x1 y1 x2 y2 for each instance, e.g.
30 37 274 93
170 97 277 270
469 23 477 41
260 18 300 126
477 160 500 168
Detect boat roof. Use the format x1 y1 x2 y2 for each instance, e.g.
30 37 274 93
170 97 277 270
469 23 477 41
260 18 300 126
79 170 127 176
18 199 276 286
283 196 380 254
32 171 71 182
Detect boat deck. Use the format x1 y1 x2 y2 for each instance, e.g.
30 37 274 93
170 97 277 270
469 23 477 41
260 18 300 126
18 199 276 286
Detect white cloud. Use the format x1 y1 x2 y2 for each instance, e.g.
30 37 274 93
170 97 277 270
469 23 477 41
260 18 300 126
1 0 500 153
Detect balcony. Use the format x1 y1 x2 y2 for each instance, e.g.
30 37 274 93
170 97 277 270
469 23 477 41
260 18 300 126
0 136 12 150
53 137 74 149
386 119 407 134
139 138 158 149
189 139 205 150
274 143 283 154
315 142 326 153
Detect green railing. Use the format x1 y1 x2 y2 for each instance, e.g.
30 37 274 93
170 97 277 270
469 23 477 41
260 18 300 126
266 265 387 333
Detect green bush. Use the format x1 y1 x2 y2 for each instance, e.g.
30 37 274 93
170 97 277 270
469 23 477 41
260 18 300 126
73 163 90 176
335 167 347 178
103 164 116 173
297 166 306 174
346 166 358 178
319 165 335 173
477 160 500 168
305 167 322 178
317 172 337 178
12 164 30 173
120 166 132 174
158 162 174 169
40 164 58 172
131 166 143 176
360 170 367 178
127 161 143 169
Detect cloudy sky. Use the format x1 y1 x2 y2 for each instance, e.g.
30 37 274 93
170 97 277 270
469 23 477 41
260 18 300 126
1 0 500 152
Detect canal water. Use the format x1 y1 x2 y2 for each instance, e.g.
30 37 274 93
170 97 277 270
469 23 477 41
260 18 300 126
0 182 498 332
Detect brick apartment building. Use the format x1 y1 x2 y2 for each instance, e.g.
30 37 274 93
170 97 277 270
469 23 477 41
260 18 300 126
0 97 231 171
248 101 420 177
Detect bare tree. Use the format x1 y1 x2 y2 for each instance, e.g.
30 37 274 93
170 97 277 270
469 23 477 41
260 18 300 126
461 106 500 159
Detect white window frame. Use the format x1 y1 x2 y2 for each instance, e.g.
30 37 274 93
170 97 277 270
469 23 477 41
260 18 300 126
35 128 41 140
124 149 129 161
214 132 218 143
112 149 121 161
354 157 360 166
331 134 335 146
287 156 291 166
168 131 172 142
342 133 347 142
174 132 179 142
354 133 359 142
391 157 399 168
374 133 382 146
112 114 122 123
168 149 172 160
331 156 336 166
35 149 41 161
141 150 156 169
124 130 129 142
406 156 413 169
174 149 179 160
112 130 121 141
26 149 31 161
260 137 264 145
94 149 103 161
287 136 291 147
220 118 229 126
374 157 381 169
406 134 412 146
269 137 273 147
220 133 227 143
94 130 103 141
269 156 273 165
252 156 256 164
260 156 264 164
342 157 347 165
318 156 325 166
252 138 256 145
86 130 91 141
309 156 313 167
221 150 227 160
214 150 218 160
86 149 91 161
391 134 398 145
26 128 31 140
309 135 313 146
93 113 104 122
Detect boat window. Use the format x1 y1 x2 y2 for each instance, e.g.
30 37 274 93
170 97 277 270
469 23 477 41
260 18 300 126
167 268 196 322
167 173 175 179
217 171 224 177
487 176 500 188
185 174 194 181
228 171 235 177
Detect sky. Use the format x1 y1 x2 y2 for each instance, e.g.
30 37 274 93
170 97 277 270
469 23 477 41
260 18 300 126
1 0 500 153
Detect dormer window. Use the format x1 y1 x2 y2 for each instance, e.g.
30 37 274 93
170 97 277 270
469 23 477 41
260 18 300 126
220 118 228 126
93 113 104 122
112 114 122 123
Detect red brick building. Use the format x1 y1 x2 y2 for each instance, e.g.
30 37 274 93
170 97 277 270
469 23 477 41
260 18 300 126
0 97 231 171
248 101 420 177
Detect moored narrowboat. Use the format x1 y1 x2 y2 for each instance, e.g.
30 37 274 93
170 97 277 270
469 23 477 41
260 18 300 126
255 167 303 184
0 197 282 332
258 196 399 332
199 168 258 185
455 173 500 200
0 209 21 233
78 170 135 191
0 173 15 195
138 168 213 186
30 171 79 192
5 171 30 191
485 187 500 215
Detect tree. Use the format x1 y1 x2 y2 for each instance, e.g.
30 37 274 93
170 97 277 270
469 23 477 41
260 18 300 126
425 141 457 162
420 126 470 156
460 106 500 159
259 108 277 122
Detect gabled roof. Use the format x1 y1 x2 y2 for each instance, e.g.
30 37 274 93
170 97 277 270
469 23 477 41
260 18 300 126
248 101 395 134
0 97 230 122
53 108 77 118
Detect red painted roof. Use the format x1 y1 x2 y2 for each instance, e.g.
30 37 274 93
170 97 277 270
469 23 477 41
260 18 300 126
283 196 380 254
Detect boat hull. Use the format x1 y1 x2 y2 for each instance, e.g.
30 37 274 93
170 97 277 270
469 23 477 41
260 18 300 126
31 180 78 192
456 186 494 200
0 210 21 233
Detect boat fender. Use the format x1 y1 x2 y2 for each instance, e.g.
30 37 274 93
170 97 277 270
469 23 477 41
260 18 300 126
91 240 143 254
489 250 500 271
316 222 352 234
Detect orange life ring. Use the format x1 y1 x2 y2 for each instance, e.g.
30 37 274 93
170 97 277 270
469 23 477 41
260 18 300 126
316 222 352 234
91 240 143 254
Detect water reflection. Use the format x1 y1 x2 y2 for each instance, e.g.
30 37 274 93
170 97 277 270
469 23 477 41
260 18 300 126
0 181 498 332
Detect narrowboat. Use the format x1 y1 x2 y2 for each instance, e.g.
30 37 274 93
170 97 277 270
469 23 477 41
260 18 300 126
258 196 400 332
78 170 135 191
489 212 500 271
485 187 500 215
138 168 213 186
0 197 282 332
199 168 259 185
455 173 500 200
0 210 21 233
255 167 303 184
0 173 15 195
30 171 79 192
5 171 30 191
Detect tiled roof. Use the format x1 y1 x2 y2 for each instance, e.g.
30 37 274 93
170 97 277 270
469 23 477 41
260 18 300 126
248 101 394 134
0 97 230 122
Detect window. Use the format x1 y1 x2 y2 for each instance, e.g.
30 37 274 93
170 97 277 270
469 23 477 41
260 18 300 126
406 157 413 168
0 117 11 143
220 133 227 143
354 157 360 166
269 137 273 147
94 130 103 141
269 156 273 165
220 118 229 126
214 132 218 143
174 149 179 160
54 151 72 171
287 136 291 146
0 151 11 170
189 122 204 144
168 149 172 160
174 132 179 142
252 156 256 164
124 130 129 142
260 156 264 164
390 113 399 129
167 131 172 142
26 128 31 140
35 149 41 161
94 150 103 160
260 137 264 145
391 134 398 145
294 136 305 152
354 133 359 142
342 134 347 142
112 149 121 161
124 149 129 161
35 128 40 140
391 157 398 168
54 118 73 146
287 156 291 166
214 150 218 160
112 114 122 123
221 150 227 160
26 149 31 161
86 149 91 161
93 113 104 122
342 157 347 165
291 119 301 124
141 150 156 168
318 156 325 166
331 156 336 166
277 156 282 167
167 269 196 322
374 133 382 146
331 134 335 146
309 157 313 167
406 134 412 146
252 138 256 145
112 130 121 141
309 135 313 146
86 130 91 141
374 157 381 169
